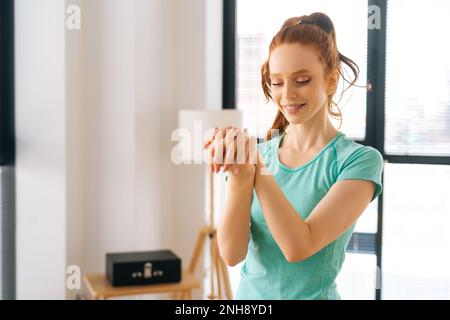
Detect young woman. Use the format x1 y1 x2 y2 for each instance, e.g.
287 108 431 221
204 12 384 300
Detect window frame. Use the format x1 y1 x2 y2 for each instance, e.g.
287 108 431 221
0 0 15 166
0 0 16 300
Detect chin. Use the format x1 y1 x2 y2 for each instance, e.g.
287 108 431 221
284 114 306 125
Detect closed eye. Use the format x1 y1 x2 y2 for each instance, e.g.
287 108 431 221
296 79 311 84
271 79 311 86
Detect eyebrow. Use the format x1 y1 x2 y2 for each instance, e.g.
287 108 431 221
270 69 311 77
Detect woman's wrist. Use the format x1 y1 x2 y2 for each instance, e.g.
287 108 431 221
255 151 266 172
227 164 255 185
255 151 272 187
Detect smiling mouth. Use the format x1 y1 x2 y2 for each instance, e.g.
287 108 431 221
283 103 306 114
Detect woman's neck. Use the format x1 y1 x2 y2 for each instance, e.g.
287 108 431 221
282 111 338 152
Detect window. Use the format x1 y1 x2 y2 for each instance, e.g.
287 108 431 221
235 0 368 140
224 0 450 299
385 0 450 157
382 164 450 299
336 253 378 300
382 0 450 299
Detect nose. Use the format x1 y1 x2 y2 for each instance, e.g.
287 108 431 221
283 83 297 100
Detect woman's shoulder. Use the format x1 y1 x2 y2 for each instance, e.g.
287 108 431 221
334 134 384 170
333 133 384 201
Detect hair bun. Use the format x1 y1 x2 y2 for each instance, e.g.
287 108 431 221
309 12 334 33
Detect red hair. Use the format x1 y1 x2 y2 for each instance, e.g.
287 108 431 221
261 12 362 141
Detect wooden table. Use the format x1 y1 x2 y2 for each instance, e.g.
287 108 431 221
83 271 201 300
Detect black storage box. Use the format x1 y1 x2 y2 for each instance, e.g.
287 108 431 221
106 250 181 287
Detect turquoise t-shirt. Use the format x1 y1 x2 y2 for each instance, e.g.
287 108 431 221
235 131 384 300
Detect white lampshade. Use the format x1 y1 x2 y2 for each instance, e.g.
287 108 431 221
176 109 243 164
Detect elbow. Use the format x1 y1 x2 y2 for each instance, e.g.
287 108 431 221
223 257 242 267
284 248 313 263
217 233 249 267
220 253 244 267
285 254 306 263
284 230 315 263
218 247 246 267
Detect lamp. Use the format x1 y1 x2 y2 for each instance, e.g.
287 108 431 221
177 109 243 300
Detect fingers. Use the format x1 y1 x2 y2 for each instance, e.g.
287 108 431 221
248 135 258 165
229 142 250 175
213 126 236 173
224 128 251 172
203 127 219 149
230 131 255 174
208 144 215 173
206 127 227 173
203 125 235 150
205 126 253 174
213 133 224 173
223 128 240 172
236 130 249 165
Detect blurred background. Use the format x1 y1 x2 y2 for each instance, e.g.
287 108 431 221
1 0 449 300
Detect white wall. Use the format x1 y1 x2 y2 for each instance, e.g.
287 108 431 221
81 0 138 272
206 0 223 110
76 0 179 298
65 0 86 300
15 0 67 299
15 0 223 299
169 0 225 299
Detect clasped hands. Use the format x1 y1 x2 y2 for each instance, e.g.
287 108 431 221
203 126 262 181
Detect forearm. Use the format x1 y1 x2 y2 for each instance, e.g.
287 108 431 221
217 176 253 266
254 157 312 262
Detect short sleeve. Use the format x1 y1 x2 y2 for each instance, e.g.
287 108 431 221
336 146 384 202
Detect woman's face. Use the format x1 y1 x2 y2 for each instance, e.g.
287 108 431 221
268 43 337 125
